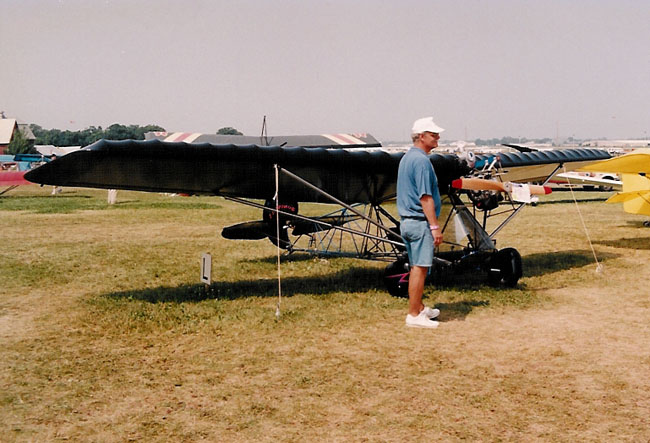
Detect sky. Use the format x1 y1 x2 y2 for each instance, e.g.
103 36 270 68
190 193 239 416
2 0 649 143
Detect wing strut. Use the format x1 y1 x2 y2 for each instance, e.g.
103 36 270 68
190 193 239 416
278 167 402 243
489 163 563 239
223 195 404 249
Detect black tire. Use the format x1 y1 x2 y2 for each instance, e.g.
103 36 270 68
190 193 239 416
383 259 410 298
486 247 522 287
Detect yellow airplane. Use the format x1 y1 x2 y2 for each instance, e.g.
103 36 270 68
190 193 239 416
579 151 650 224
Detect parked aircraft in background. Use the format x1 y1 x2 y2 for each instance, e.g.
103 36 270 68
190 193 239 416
0 153 49 195
552 171 621 191
580 151 650 226
145 131 381 149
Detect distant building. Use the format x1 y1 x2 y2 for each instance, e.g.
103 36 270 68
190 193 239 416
581 139 650 149
0 118 36 154
17 123 36 142
0 118 18 154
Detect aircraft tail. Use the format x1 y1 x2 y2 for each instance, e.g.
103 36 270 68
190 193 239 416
607 173 650 216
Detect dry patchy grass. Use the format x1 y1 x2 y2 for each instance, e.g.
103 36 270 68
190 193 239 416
1 186 649 441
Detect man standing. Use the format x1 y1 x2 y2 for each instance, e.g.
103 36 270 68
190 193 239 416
397 117 444 328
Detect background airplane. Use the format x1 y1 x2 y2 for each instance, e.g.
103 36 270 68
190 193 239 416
0 153 49 195
580 151 650 226
145 131 381 149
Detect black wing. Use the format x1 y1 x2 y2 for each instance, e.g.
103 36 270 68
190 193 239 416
25 139 609 203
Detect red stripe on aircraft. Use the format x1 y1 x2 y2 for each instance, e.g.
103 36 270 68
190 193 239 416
174 133 192 142
336 134 364 145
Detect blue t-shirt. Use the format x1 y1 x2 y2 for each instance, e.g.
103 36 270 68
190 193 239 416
397 147 441 219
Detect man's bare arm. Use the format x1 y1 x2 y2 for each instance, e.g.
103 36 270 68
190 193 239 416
420 195 443 246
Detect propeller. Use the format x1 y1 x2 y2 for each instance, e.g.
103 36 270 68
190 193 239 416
452 178 551 195
452 177 551 205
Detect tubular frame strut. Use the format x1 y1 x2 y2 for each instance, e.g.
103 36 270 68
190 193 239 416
223 166 405 261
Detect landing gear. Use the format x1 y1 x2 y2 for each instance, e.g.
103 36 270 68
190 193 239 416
643 220 650 228
486 248 522 287
383 258 410 298
383 247 523 297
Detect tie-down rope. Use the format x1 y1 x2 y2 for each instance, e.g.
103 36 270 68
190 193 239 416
563 165 603 273
274 164 282 319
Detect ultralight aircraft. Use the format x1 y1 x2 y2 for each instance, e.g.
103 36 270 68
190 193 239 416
579 150 650 226
24 134 610 296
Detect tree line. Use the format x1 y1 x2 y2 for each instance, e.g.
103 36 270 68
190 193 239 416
29 123 166 147
5 123 246 155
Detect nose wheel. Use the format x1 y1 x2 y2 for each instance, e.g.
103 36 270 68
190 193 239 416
486 247 522 287
383 258 410 298
383 247 523 297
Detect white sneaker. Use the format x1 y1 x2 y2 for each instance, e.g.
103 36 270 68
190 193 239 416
422 306 440 319
406 311 439 328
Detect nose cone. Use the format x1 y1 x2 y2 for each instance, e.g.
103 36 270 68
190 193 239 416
24 161 58 185
24 151 90 186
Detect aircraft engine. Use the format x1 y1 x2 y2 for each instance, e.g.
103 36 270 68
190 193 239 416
220 198 298 249
467 190 503 211
262 198 299 249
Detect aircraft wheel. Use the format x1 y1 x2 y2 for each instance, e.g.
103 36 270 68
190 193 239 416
643 220 650 228
487 247 522 287
383 259 410 298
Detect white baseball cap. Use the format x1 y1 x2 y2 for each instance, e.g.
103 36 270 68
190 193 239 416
412 116 445 134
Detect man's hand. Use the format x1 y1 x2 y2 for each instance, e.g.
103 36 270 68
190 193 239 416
430 226 443 246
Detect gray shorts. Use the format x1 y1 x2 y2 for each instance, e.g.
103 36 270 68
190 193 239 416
400 218 434 267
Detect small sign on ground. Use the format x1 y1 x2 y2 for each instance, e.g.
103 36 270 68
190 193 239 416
200 253 211 284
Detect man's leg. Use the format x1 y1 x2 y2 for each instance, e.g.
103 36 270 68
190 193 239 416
408 265 428 316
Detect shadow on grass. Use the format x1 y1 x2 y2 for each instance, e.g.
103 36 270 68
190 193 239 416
594 237 650 250
103 251 603 317
242 253 323 264
625 220 650 229
424 250 611 290
521 249 618 277
537 196 608 204
114 200 222 211
0 195 107 213
434 300 490 322
104 267 384 303
0 194 221 213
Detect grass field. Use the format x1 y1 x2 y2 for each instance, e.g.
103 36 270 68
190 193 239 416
1 186 649 441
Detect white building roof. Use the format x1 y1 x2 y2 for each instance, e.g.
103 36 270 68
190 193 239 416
0 118 17 144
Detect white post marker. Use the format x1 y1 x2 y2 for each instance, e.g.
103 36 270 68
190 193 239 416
200 253 212 284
